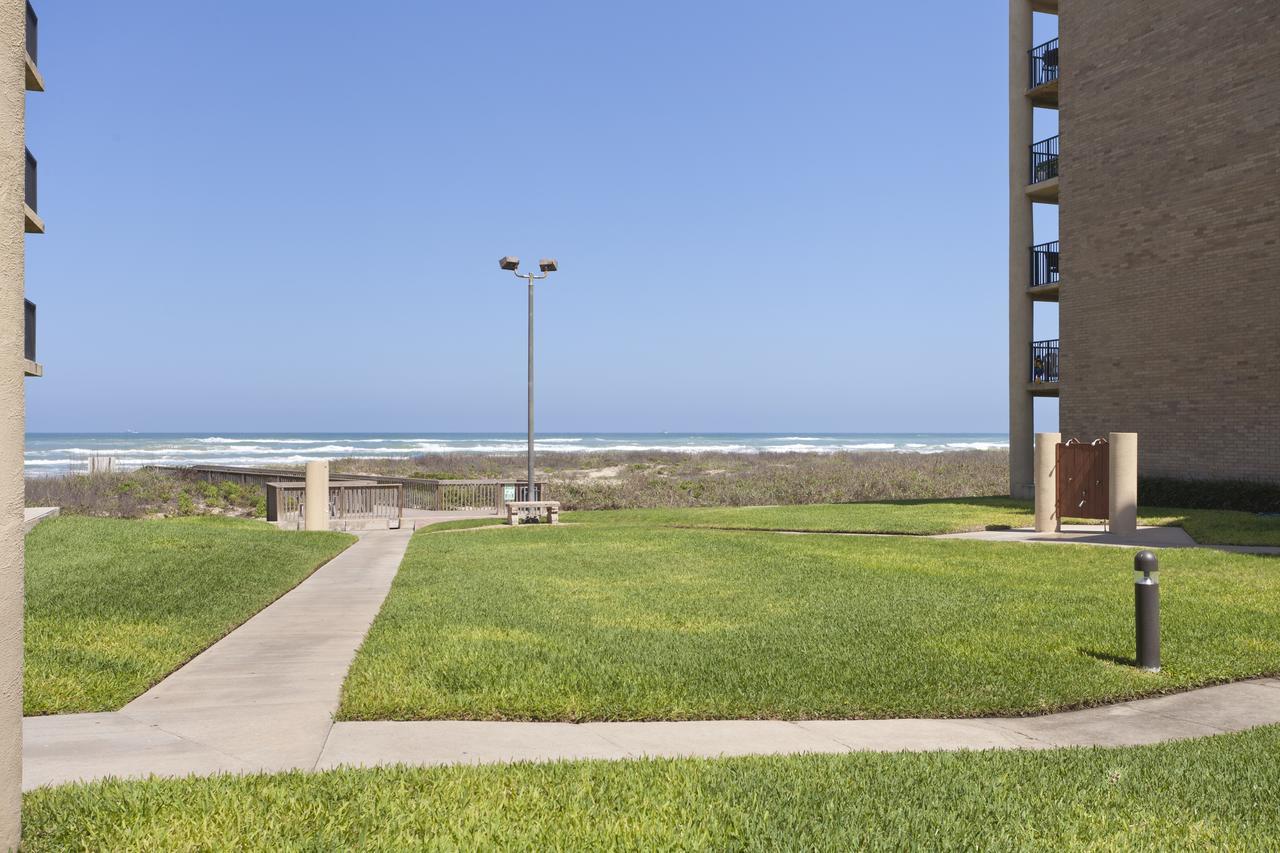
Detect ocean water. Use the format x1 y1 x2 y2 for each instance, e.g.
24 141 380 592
24 433 1010 475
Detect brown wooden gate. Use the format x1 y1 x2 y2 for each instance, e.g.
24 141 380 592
1056 438 1109 521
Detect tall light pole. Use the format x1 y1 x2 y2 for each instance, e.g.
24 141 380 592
499 256 557 510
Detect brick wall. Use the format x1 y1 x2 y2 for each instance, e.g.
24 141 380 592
1058 0 1280 482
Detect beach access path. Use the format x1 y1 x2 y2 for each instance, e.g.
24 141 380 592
23 520 1280 790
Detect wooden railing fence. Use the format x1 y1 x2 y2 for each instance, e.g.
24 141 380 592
150 465 546 515
265 481 404 524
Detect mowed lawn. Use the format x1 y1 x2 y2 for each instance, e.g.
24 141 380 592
25 516 354 715
338 522 1280 721
24 726 1280 850
566 497 1034 535
566 498 1280 545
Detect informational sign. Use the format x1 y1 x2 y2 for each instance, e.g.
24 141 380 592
503 485 517 501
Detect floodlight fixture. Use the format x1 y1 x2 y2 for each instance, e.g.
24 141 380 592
498 251 560 519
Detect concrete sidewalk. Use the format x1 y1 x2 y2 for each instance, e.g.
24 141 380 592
22 519 1280 791
935 524 1280 555
25 673 1280 789
22 506 59 534
314 678 1280 770
935 524 1198 549
25 527 416 790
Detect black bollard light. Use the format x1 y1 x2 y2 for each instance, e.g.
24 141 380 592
1134 550 1160 671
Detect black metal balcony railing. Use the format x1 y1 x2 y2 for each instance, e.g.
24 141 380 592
1031 339 1059 384
24 299 35 362
1030 135 1059 184
26 1 37 64
24 148 35 212
1030 240 1060 288
1029 37 1059 90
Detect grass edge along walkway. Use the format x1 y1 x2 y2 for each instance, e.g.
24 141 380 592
338 523 1280 722
415 498 1280 547
23 722 1280 850
559 498 1280 546
25 516 355 715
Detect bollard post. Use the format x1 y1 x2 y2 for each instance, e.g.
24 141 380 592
1134 550 1160 671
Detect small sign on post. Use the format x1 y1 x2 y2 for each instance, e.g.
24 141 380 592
503 485 516 502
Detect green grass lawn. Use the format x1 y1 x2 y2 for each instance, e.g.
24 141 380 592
562 498 1280 546
339 523 1280 721
25 516 354 715
1141 507 1280 547
564 497 1033 535
23 726 1280 850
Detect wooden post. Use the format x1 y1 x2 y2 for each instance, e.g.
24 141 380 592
303 461 329 531
265 483 280 522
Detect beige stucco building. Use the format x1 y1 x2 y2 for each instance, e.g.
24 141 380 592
1 0 41 845
1008 0 1280 499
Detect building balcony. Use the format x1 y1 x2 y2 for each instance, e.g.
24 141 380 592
1028 338 1059 395
24 148 42 234
23 299 40 377
1029 240 1059 300
1031 0 1058 12
1028 38 1058 107
25 1 42 92
1027 135 1059 202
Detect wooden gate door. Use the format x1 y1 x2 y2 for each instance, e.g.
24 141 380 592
1056 438 1109 521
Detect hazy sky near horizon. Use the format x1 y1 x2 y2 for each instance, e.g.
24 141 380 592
26 1 1060 434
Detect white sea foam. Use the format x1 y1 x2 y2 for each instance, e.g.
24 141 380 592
195 437 407 445
24 433 1010 474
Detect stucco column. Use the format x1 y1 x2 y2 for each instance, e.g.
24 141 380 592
1109 432 1138 535
0 1 24 846
1034 431 1061 532
303 460 329 531
1008 0 1035 500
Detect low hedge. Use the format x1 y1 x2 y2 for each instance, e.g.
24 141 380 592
1140 477 1280 514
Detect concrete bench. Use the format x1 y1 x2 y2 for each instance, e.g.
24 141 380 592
506 500 560 525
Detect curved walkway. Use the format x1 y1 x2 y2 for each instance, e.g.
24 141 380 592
316 679 1280 772
22 525 1280 791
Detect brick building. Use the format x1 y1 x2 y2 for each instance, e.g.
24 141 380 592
1008 0 1280 499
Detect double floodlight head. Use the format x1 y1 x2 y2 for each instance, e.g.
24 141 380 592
499 256 559 275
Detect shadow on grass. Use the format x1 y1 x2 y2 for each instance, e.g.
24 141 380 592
1081 648 1136 668
852 496 1025 508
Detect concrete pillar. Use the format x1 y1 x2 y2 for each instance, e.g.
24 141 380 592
303 460 329 531
1109 432 1138 535
1034 432 1061 532
0 1 26 846
1008 0 1035 500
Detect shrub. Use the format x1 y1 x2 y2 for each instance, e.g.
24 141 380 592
25 470 269 519
336 450 1011 511
1140 477 1280 514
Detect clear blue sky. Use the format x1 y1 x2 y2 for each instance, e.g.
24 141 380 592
25 1 1059 434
